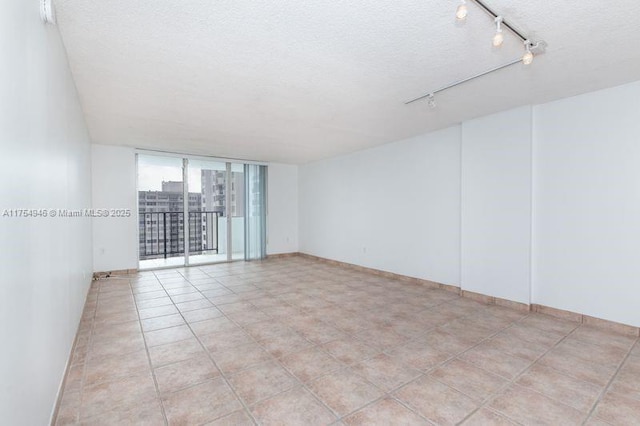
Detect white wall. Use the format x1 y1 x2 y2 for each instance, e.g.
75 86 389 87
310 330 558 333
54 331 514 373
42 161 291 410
298 81 640 327
0 2 93 424
461 107 532 304
299 127 462 285
268 164 299 254
533 81 640 327
91 145 139 271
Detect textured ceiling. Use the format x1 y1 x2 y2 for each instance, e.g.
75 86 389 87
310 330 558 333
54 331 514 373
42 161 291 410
56 0 640 164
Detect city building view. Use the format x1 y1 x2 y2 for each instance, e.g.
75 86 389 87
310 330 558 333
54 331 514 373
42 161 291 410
138 170 245 260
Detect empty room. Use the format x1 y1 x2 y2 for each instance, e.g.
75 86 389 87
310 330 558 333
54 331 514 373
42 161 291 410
2 0 640 425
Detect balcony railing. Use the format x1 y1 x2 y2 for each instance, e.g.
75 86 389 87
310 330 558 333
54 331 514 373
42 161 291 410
139 211 221 260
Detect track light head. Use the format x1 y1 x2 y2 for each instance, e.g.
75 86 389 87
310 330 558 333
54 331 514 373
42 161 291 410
427 94 436 109
492 16 504 47
522 40 534 65
456 0 468 20
40 0 56 24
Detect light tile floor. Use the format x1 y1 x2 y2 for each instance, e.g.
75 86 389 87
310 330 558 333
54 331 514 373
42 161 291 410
56 257 640 425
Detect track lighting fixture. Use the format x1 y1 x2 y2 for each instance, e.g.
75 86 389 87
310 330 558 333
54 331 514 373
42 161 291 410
522 40 534 65
427 94 436 109
456 0 468 21
405 1 546 107
492 16 504 47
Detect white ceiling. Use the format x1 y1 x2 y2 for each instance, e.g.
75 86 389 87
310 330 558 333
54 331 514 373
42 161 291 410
56 0 640 164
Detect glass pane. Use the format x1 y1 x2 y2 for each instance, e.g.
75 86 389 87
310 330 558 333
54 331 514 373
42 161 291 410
137 154 185 269
188 159 228 265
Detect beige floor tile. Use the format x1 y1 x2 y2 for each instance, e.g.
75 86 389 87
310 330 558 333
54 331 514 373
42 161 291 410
570 326 637 351
243 320 293 341
79 398 164 425
323 338 380 365
56 259 640 426
308 368 384 417
200 328 254 353
490 385 586 425
84 349 150 385
609 356 640 401
181 307 224 323
482 333 549 361
460 344 532 380
203 410 254 425
593 391 640 425
257 330 313 358
387 340 452 371
251 386 336 425
344 397 429 425
537 349 617 386
431 359 508 402
155 355 220 395
354 326 409 350
80 374 157 419
212 342 273 374
176 298 214 313
88 333 146 361
140 313 185 332
170 291 205 304
228 361 298 405
520 314 580 335
138 304 179 320
418 328 476 354
351 353 422 392
136 296 173 310
281 346 344 383
500 323 566 347
461 408 518 425
55 390 81 425
516 364 603 411
144 324 194 347
556 338 629 369
148 337 207 367
162 378 242 425
295 323 349 345
190 316 238 337
394 376 478 425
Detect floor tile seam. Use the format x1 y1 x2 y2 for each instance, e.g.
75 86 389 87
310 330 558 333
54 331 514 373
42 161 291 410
130 280 170 426
331 390 436 425
456 322 587 425
582 335 640 424
172 278 270 426
561 325 638 355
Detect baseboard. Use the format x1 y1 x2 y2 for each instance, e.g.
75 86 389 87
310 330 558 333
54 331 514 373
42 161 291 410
531 304 639 336
296 252 639 336
92 268 137 279
266 252 300 259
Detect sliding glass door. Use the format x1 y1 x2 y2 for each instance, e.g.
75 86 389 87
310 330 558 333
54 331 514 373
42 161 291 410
137 155 186 269
137 153 264 270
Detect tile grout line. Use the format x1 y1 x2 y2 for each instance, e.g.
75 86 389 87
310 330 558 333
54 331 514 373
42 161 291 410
64 257 635 425
134 272 170 426
172 266 261 425
582 336 640 425
456 321 585 425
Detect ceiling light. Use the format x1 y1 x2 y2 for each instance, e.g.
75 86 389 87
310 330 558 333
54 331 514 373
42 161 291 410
522 41 534 65
427 94 436 109
456 0 468 20
40 0 56 25
492 17 504 47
